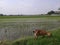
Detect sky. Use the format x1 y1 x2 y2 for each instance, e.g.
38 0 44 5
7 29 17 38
0 0 60 15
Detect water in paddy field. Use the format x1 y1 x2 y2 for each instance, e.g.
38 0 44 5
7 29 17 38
0 20 60 41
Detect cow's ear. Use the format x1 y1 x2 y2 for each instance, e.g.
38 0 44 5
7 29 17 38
33 31 35 33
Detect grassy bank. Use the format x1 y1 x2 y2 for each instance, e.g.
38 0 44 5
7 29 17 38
1 28 60 45
11 28 60 45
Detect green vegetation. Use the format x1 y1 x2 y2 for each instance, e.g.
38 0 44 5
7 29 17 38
0 28 60 45
0 15 60 19
0 15 60 23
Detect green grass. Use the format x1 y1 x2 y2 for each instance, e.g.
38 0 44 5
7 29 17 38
0 15 60 19
5 28 59 45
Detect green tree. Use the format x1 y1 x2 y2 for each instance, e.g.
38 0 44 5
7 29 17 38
47 10 55 15
0 14 3 16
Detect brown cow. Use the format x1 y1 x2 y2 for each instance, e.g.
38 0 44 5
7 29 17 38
33 29 52 39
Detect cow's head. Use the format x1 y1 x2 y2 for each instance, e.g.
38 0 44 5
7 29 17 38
33 29 38 33
33 30 35 33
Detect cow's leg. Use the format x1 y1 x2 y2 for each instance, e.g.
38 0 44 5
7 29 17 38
34 35 38 40
34 33 38 39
